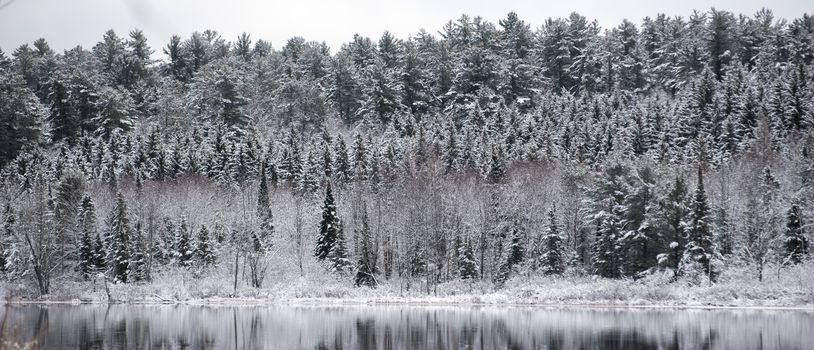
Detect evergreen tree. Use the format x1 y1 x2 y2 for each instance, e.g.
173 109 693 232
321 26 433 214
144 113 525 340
334 137 352 184
589 161 630 278
506 220 525 267
297 149 320 193
195 225 217 266
352 134 369 182
539 207 565 275
47 74 80 144
257 163 274 247
354 207 377 287
592 215 622 278
681 167 717 281
0 71 45 167
621 165 658 277
743 166 782 281
655 176 690 277
77 194 97 279
458 239 479 280
176 217 194 267
93 87 134 138
443 123 460 173
128 222 148 282
486 144 507 184
108 192 131 283
783 200 809 265
55 171 85 248
328 220 351 273
93 231 106 272
315 183 340 260
1 203 18 276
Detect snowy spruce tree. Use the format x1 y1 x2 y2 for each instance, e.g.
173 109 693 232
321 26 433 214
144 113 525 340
354 207 377 287
257 162 274 248
458 239 479 280
176 217 194 267
77 194 97 279
328 220 351 273
538 207 565 275
783 200 809 265
315 183 340 260
681 167 718 282
128 222 148 282
744 166 782 281
108 192 132 283
195 225 217 266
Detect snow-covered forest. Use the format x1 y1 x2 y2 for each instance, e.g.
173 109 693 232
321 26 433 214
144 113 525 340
0 9 813 303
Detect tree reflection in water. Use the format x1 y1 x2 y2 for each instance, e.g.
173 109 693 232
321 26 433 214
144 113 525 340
0 305 811 349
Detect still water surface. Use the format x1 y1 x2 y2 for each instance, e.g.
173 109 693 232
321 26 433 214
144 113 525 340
1 304 812 349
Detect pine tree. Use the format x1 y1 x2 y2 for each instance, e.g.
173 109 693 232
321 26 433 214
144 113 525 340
589 161 630 278
315 183 340 260
486 144 507 184
744 166 782 281
216 67 249 129
354 207 377 287
681 166 717 281
458 239 479 280
494 258 512 287
655 176 690 277
257 163 274 247
94 87 134 138
128 222 148 282
592 215 622 278
297 149 320 193
328 220 351 273
1 203 19 277
195 225 217 266
621 165 658 277
93 232 106 272
55 171 85 248
539 207 565 275
47 74 80 143
176 217 194 267
506 220 525 267
0 70 45 167
443 123 460 173
352 134 369 182
334 137 352 184
783 200 809 265
108 192 131 283
3 203 16 237
77 194 97 279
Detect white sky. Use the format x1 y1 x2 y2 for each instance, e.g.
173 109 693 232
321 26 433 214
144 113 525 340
0 0 811 59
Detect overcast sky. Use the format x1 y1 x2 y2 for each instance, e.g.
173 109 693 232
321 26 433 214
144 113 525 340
0 0 811 59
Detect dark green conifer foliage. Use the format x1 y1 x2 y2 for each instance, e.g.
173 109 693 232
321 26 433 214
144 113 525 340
257 162 274 247
109 192 131 283
682 166 717 280
195 225 217 266
315 183 340 260
539 207 565 275
328 220 351 273
354 207 377 287
458 239 479 280
77 194 97 279
783 200 809 265
176 217 194 267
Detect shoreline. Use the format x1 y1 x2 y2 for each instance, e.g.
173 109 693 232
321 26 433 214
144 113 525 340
4 297 814 311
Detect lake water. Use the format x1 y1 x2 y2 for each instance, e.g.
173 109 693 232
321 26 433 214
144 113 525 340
0 304 812 349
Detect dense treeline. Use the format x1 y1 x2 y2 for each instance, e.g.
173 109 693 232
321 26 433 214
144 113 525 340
0 9 812 296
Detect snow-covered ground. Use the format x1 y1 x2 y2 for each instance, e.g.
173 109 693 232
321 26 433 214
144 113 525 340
3 262 813 308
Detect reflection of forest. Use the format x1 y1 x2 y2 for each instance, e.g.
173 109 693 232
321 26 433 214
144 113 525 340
0 305 810 349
